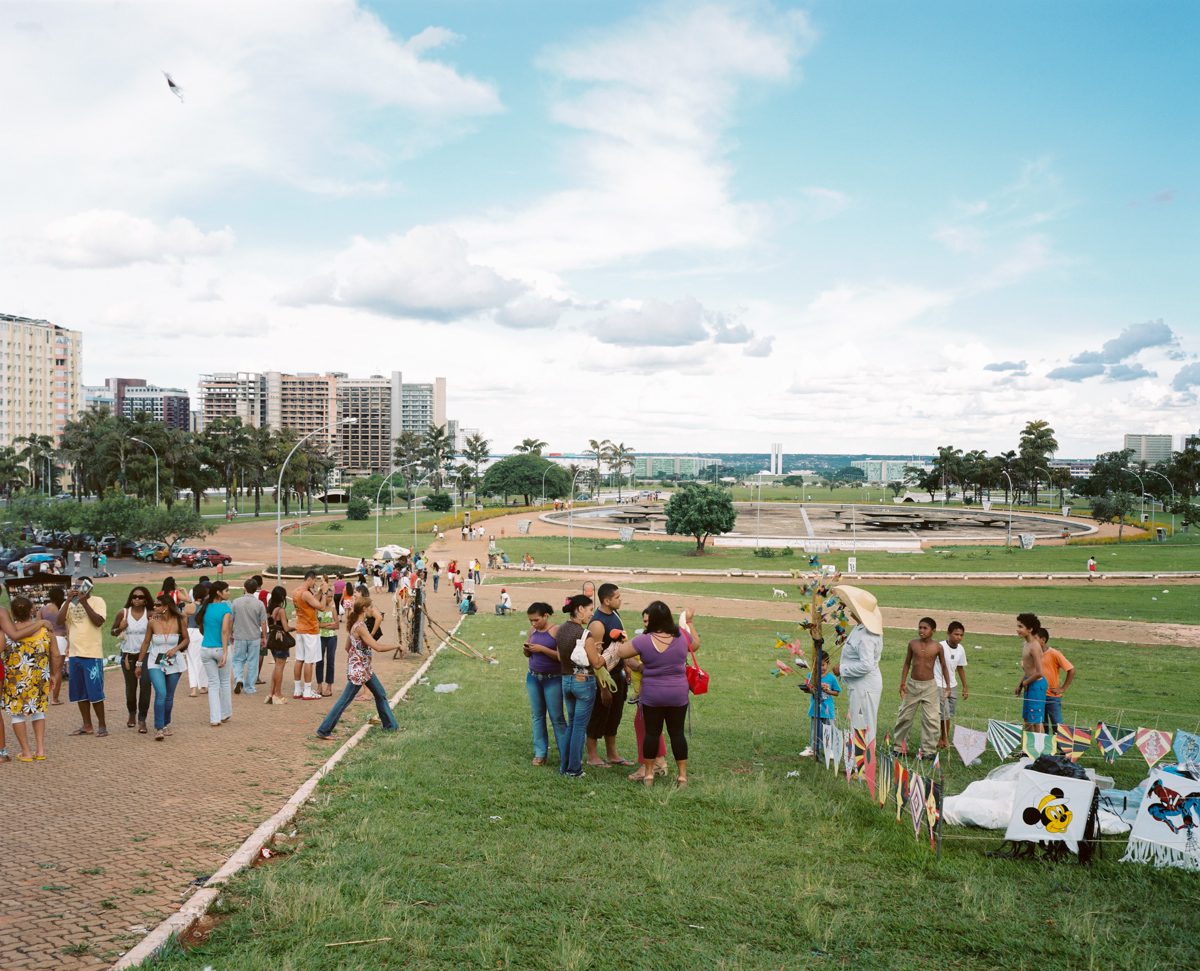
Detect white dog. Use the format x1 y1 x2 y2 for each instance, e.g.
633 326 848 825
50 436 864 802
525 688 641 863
772 588 788 599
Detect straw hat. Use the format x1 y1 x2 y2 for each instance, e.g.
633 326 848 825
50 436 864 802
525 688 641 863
832 585 883 635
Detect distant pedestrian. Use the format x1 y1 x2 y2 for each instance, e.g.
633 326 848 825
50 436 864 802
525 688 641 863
183 580 208 697
264 586 293 705
72 551 81 574
431 562 441 593
60 579 108 737
1087 556 1097 582
137 594 189 741
111 586 153 733
230 578 268 695
196 581 233 727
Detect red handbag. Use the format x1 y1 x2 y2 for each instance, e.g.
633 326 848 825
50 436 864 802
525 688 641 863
685 644 708 695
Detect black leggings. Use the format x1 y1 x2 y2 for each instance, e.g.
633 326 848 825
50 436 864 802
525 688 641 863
120 654 151 721
642 704 688 761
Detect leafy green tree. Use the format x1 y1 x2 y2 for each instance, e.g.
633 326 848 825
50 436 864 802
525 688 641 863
453 462 476 504
141 505 214 546
1091 491 1136 540
481 454 570 506
887 480 904 498
783 475 806 488
0 445 25 500
347 497 370 521
425 492 453 512
462 433 490 501
665 483 737 553
1077 449 1136 499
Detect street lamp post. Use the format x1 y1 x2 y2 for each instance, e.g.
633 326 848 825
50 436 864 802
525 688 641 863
1145 469 1176 536
375 463 418 555
567 469 586 566
541 467 553 508
277 418 355 578
129 437 160 507
1000 470 1014 547
1122 468 1146 528
412 471 435 552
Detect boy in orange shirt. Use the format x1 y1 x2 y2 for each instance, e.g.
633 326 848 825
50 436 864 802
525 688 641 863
1036 627 1075 733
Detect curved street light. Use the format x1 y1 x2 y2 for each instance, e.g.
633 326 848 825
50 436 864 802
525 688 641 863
376 462 419 555
276 418 356 578
1144 469 1176 536
567 468 587 566
1000 469 1014 547
1121 467 1146 528
129 437 160 507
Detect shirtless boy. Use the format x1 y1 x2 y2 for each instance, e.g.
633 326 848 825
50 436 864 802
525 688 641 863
892 617 951 758
1013 612 1047 731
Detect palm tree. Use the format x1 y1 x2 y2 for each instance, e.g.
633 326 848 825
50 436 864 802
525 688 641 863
15 433 54 493
421 424 452 492
393 431 425 507
585 438 610 494
0 446 25 501
606 441 635 500
453 462 475 504
462 433 490 503
513 437 548 455
1019 419 1059 505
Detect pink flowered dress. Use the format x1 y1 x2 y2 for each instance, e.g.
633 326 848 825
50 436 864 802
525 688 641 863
346 623 374 686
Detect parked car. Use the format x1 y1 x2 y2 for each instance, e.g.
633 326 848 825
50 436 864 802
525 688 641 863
180 548 232 568
135 542 170 562
117 538 143 557
6 552 59 575
0 546 50 571
170 546 197 565
97 536 118 555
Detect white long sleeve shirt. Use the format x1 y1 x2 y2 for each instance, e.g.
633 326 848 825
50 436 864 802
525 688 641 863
839 625 883 682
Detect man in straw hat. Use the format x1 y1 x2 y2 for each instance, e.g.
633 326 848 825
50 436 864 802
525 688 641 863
830 585 884 744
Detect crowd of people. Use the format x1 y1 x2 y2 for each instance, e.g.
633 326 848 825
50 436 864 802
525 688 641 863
520 582 699 786
0 550 440 761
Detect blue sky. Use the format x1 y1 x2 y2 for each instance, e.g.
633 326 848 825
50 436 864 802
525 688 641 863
1 1 1196 455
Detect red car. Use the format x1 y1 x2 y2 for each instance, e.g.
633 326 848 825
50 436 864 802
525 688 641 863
181 548 233 568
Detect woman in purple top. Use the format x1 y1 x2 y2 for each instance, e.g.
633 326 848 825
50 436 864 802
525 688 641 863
617 600 690 788
522 602 567 766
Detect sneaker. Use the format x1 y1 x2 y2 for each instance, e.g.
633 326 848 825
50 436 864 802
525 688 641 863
234 681 243 694
799 747 814 758
293 687 304 699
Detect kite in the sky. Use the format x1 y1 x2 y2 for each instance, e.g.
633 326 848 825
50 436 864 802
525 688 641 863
162 71 184 102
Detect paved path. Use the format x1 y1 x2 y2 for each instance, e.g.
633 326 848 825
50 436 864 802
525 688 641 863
0 523 472 971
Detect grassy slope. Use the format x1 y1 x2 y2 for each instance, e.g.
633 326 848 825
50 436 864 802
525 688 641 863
144 614 1199 971
626 580 1200 625
474 535 1200 574
283 511 452 559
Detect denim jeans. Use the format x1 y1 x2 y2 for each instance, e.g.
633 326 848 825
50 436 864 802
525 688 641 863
526 671 567 760
432 575 440 592
147 668 182 730
317 674 398 735
560 674 597 775
1043 694 1063 733
230 639 259 693
199 647 232 723
316 635 338 685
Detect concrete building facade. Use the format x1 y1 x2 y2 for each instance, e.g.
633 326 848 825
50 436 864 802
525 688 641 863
122 385 191 430
850 458 928 484
0 313 82 447
631 455 720 479
1123 433 1174 464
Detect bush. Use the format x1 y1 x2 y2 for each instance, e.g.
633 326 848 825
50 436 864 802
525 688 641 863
327 522 343 531
752 547 777 558
425 492 453 513
347 498 370 521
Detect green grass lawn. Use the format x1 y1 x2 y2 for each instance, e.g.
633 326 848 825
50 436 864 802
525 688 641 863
500 534 1200 574
627 580 1200 625
284 511 449 558
142 614 1199 971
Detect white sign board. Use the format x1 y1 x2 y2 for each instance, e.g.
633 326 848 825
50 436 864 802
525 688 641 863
1018 533 1036 550
619 527 636 542
516 519 532 536
1062 506 1071 517
847 556 857 574
982 499 992 512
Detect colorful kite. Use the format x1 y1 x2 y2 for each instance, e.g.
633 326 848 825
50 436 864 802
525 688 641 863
1096 722 1137 763
1121 769 1200 870
895 764 909 824
909 771 925 840
1173 731 1200 772
878 751 893 809
1005 769 1096 855
1136 728 1174 769
1022 730 1055 760
1054 725 1093 763
987 719 1022 761
925 777 940 851
863 739 877 802
953 725 988 766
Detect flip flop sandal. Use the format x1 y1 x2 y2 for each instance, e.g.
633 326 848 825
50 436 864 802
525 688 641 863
34 755 46 761
68 728 93 736
138 723 148 734
16 755 34 763
95 728 109 737
607 758 636 766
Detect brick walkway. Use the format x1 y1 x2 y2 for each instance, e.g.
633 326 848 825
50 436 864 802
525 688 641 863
0 520 480 971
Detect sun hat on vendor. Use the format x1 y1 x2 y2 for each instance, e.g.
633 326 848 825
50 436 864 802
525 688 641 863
832 585 883 635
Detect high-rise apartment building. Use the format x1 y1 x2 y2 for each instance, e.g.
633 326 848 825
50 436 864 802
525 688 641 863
122 385 191 430
0 313 82 447
769 443 783 475
850 458 930 483
198 370 448 475
1123 433 1173 465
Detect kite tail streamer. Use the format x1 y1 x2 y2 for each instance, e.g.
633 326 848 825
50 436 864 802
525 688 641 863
1121 838 1200 871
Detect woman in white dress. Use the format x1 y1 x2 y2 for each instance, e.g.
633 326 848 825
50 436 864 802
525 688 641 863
182 580 208 697
831 585 884 745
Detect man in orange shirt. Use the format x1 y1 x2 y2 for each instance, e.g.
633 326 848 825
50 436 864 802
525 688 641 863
291 572 332 701
1036 626 1075 733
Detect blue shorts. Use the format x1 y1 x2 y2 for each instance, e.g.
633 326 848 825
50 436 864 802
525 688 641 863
68 657 106 704
1022 676 1047 724
1043 694 1063 728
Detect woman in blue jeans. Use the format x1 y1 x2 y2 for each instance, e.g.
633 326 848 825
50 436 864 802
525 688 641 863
553 594 614 777
135 594 190 741
315 591 398 739
522 602 567 766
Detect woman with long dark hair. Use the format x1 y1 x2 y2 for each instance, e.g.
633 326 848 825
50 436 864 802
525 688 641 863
196 581 232 726
264 585 293 705
616 600 691 787
137 594 190 741
523 602 566 766
182 579 207 697
553 594 609 778
112 586 154 733
315 591 399 739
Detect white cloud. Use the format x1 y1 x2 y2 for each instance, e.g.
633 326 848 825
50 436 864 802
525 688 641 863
804 283 953 332
593 297 710 347
284 226 523 322
801 186 851 221
457 3 813 277
37 210 234 268
743 335 774 357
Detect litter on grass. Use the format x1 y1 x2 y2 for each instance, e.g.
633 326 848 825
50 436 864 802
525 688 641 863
489 816 503 822
418 677 430 685
434 683 459 693
785 770 801 779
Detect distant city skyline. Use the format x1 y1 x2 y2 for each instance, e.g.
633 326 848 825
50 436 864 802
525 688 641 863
1 1 1196 454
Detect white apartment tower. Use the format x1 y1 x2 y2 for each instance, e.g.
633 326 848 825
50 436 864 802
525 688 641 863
0 313 82 447
770 442 783 475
